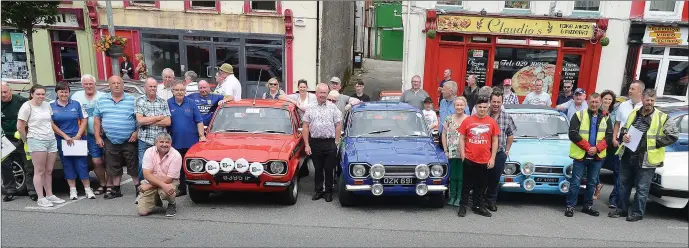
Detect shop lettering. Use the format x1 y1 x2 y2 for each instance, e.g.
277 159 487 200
499 60 552 68
648 26 680 32
558 23 590 35
488 19 543 35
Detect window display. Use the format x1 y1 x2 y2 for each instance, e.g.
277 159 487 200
466 49 488 88
560 54 582 91
492 48 558 97
1 30 29 81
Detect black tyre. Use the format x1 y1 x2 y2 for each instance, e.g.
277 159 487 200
338 173 355 207
188 186 210 203
279 176 299 205
1 159 28 195
427 192 445 208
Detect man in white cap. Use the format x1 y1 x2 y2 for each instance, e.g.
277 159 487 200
329 76 360 113
215 63 242 102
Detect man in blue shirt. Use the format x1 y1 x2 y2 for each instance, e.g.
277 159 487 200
168 82 206 196
187 80 224 126
438 81 470 134
93 76 139 199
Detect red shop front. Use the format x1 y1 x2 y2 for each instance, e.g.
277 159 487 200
422 11 609 107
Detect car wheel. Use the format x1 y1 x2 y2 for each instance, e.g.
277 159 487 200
338 173 355 207
298 158 311 178
427 192 445 208
1 159 28 196
279 176 299 205
188 186 210 203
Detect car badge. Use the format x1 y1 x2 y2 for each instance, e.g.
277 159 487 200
249 162 264 177
205 160 220 175
220 158 235 172
235 158 249 173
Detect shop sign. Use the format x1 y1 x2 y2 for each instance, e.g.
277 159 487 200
9 33 25 53
437 15 595 39
642 26 688 46
37 12 80 29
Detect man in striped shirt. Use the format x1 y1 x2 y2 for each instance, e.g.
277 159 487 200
94 76 139 199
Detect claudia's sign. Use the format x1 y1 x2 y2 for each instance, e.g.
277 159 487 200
437 15 595 39
642 26 688 46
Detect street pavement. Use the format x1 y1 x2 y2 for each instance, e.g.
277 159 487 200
349 59 403 101
1 169 687 247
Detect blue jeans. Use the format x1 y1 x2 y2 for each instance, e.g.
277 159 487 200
566 159 603 207
617 158 655 217
137 140 153 182
604 155 621 206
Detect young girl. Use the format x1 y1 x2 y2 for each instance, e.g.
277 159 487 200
422 97 438 130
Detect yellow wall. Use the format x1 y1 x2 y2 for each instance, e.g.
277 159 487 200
30 30 56 85
76 31 96 78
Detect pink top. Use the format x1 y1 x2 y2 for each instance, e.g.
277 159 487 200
142 146 183 179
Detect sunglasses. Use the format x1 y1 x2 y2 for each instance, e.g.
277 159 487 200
328 99 337 103
564 86 572 89
269 83 278 86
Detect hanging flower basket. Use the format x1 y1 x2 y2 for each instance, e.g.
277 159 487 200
94 35 128 57
106 45 125 57
600 36 610 47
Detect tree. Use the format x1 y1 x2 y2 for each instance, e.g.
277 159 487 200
2 1 60 84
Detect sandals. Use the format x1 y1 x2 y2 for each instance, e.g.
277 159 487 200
93 186 106 195
593 184 603 200
103 188 123 199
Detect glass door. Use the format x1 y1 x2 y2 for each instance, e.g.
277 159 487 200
213 45 240 85
53 45 81 82
185 44 212 82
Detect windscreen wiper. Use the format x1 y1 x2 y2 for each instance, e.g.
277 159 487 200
355 129 392 137
253 130 287 134
221 128 249 132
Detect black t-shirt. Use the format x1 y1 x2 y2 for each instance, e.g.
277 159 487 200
351 93 371 102
463 86 479 111
1 94 27 134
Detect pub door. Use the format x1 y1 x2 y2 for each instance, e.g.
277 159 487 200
436 45 464 107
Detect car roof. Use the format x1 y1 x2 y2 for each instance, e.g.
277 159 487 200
222 99 296 110
504 104 561 114
658 105 689 118
352 102 421 112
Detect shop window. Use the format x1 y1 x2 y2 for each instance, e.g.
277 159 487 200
670 48 689 57
213 37 240 43
51 30 77 43
559 54 582 94
245 46 283 93
127 0 158 7
637 59 661 90
142 40 181 78
645 1 683 19
183 35 211 42
471 36 491 43
440 35 464 42
185 1 220 12
142 33 178 40
1 30 29 81
642 46 665 55
246 39 283 46
215 46 240 77
529 40 559 47
191 1 216 8
649 0 675 12
662 61 688 97
574 0 599 11
638 47 688 97
504 1 529 9
466 49 489 88
563 40 585 48
492 47 558 97
251 1 277 12
497 38 528 45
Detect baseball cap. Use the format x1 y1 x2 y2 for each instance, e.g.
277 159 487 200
423 97 433 104
574 88 585 95
219 63 234 74
330 77 341 84
503 79 512 86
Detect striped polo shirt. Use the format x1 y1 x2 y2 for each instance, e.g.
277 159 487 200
93 93 137 144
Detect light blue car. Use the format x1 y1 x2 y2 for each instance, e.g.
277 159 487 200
500 105 584 195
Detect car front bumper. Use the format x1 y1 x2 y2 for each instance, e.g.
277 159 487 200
649 183 689 209
346 184 447 196
186 174 293 192
500 175 585 195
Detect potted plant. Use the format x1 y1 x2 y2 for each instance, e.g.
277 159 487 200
94 35 128 57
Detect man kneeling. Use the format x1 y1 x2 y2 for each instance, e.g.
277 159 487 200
137 132 182 217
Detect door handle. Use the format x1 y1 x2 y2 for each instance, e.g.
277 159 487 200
206 66 212 77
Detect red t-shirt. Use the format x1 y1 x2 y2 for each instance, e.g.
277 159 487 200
457 115 500 164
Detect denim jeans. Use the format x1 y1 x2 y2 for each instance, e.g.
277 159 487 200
617 156 655 217
485 151 507 205
604 155 621 206
566 159 603 207
137 140 153 182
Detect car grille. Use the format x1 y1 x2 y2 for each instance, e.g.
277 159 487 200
384 165 415 177
534 166 564 175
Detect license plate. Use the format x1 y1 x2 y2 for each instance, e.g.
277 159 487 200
218 173 258 183
381 177 416 185
534 177 559 183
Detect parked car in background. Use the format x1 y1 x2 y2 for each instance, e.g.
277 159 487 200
500 105 580 195
183 100 308 205
338 102 448 207
648 105 688 214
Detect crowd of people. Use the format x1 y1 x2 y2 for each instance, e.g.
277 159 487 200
1 65 680 221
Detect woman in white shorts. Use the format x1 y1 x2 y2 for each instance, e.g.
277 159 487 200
17 85 66 207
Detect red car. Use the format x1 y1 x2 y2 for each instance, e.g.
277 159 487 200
184 99 308 205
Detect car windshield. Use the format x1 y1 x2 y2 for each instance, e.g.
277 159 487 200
210 106 293 134
510 112 569 139
348 110 428 137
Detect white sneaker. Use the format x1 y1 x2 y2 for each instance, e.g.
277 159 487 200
37 198 54 207
45 195 66 204
69 188 78 200
85 187 96 199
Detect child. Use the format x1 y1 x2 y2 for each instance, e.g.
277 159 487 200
422 97 438 130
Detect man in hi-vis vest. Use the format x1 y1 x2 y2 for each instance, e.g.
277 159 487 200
608 89 679 222
565 93 613 218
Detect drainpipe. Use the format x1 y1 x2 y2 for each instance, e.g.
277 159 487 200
316 1 320 84
402 1 411 91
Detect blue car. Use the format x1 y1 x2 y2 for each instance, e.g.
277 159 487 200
500 105 578 195
337 102 448 207
658 105 688 152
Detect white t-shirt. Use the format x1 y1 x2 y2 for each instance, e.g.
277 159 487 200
185 82 199 95
523 92 552 106
157 83 173 100
17 101 55 140
616 99 643 127
215 75 242 101
422 109 438 127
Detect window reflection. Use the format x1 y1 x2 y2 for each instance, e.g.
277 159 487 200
663 61 688 96
638 59 660 90
245 46 283 96
143 40 181 77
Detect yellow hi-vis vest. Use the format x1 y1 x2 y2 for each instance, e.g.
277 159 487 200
569 110 608 160
13 131 31 160
616 108 667 167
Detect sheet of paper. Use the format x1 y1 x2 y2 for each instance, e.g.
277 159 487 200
61 140 88 156
623 126 643 152
1 136 16 161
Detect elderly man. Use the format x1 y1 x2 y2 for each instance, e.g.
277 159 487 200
438 81 469 135
523 79 552 106
565 93 612 218
214 63 242 101
135 77 171 194
328 77 361 113
157 68 175 100
438 69 452 104
609 89 679 222
94 76 139 199
556 88 588 121
463 75 480 111
183 71 199 94
168 81 206 196
400 75 430 110
1 82 37 201
484 90 516 212
303 83 342 203
350 79 370 102
137 132 182 217
557 81 575 105
71 74 107 195
187 80 224 126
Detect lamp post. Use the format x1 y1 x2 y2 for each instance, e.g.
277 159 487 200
106 1 120 77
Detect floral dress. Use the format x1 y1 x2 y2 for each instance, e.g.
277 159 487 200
136 62 148 80
443 115 464 159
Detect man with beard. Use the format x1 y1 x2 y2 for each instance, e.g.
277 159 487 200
484 90 516 212
137 132 183 217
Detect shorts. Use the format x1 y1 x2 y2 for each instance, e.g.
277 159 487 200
137 179 179 214
104 138 138 178
27 138 58 153
86 134 103 158
57 138 89 180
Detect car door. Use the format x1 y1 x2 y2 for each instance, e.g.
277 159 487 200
674 114 688 152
